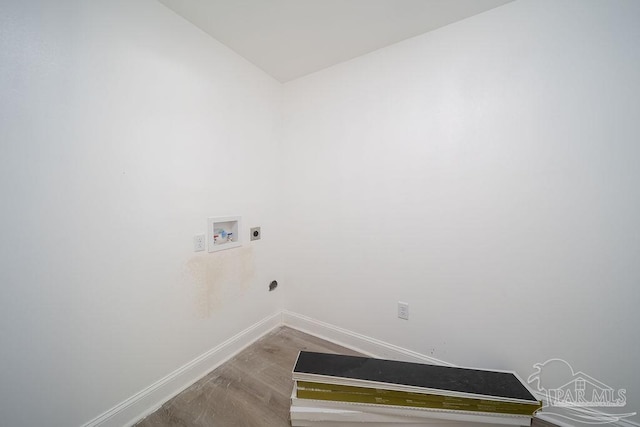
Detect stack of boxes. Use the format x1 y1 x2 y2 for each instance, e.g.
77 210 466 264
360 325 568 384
291 351 542 427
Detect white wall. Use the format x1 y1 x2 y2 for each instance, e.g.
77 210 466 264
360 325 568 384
0 1 283 426
282 0 640 424
3 0 639 425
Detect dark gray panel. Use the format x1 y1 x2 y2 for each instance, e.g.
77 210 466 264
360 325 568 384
294 351 536 402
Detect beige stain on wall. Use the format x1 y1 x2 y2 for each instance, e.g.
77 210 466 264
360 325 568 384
185 246 256 318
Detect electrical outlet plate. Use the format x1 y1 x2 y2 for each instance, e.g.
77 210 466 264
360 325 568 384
398 301 409 320
193 234 205 252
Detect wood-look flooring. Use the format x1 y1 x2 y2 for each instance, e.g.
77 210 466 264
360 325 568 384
135 326 556 427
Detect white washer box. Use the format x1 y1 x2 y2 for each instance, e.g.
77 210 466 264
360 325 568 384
207 216 241 252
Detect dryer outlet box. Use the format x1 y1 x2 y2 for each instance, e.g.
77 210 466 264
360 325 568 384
250 227 261 241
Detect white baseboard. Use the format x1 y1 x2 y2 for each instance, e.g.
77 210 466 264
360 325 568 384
81 311 282 427
81 310 638 427
82 309 450 427
281 310 454 366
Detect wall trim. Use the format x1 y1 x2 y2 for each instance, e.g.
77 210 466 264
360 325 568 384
81 310 637 427
281 310 454 366
81 311 282 427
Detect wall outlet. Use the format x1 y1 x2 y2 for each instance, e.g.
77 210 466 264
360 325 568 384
193 234 206 252
398 301 409 320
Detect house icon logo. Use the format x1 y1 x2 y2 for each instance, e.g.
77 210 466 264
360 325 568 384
527 359 636 424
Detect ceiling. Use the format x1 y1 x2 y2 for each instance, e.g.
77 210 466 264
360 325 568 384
157 0 514 83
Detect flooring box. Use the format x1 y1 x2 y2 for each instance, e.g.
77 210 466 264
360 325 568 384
291 351 541 419
291 386 533 426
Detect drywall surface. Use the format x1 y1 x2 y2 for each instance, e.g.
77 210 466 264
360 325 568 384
0 0 283 425
282 0 640 424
